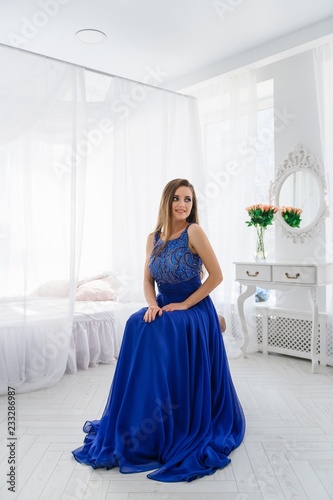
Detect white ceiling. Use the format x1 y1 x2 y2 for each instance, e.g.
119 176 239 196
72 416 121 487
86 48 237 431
1 0 333 90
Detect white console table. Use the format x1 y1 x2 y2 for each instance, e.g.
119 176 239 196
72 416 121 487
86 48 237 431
234 261 333 372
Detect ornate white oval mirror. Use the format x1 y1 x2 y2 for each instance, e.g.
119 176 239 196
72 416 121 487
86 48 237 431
269 144 329 243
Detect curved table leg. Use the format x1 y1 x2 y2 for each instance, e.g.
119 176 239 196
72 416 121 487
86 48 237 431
237 284 256 357
308 287 319 373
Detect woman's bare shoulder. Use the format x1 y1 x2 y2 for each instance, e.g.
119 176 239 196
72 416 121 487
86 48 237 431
187 223 206 237
147 231 156 240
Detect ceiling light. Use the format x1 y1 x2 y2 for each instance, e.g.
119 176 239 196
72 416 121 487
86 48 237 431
75 29 107 44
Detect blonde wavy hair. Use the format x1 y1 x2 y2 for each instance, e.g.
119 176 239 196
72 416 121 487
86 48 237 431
152 178 199 255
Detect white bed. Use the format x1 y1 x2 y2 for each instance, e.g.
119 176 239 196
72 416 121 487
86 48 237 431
68 300 145 372
0 296 145 395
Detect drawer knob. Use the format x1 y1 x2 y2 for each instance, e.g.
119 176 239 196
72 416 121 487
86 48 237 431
246 271 259 277
285 272 300 279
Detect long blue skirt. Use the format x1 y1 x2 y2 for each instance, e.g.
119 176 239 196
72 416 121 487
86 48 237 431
72 277 245 482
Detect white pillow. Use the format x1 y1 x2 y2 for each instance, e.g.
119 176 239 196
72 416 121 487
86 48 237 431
78 270 124 291
102 273 124 291
31 280 69 297
76 279 115 301
77 272 109 287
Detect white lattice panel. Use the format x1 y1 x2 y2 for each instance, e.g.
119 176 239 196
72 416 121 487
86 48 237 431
256 314 263 345
230 307 243 341
255 307 332 366
326 321 333 359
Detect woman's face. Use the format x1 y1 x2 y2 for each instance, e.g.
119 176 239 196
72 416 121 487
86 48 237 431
171 186 193 222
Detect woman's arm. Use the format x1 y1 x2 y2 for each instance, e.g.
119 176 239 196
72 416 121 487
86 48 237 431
162 224 222 312
143 233 163 322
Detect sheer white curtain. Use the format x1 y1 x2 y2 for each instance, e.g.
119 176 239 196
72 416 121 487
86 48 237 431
313 43 333 321
79 73 204 295
110 79 203 293
0 45 203 393
0 44 87 393
189 71 260 355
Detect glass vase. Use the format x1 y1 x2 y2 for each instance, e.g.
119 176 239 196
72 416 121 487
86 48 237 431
254 226 266 261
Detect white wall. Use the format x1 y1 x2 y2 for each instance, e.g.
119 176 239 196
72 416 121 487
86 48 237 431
257 50 324 258
258 51 327 311
170 17 333 92
186 48 330 312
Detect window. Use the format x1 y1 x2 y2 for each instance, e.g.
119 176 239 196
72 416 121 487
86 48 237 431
198 78 275 307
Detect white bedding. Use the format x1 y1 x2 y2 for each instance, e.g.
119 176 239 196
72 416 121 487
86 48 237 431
0 297 145 395
68 301 145 372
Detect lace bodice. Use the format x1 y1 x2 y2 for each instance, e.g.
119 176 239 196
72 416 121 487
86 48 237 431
149 225 202 285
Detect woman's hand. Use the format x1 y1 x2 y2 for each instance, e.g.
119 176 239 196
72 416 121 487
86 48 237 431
162 302 189 312
143 305 163 323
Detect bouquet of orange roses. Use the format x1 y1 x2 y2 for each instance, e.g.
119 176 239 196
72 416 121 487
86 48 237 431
280 206 302 228
245 204 278 228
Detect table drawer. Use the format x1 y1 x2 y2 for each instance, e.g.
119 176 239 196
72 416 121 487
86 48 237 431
236 264 271 282
272 266 316 284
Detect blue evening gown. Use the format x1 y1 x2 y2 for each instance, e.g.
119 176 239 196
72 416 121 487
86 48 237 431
72 225 245 482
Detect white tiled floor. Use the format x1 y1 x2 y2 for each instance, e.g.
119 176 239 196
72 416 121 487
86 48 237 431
1 352 333 499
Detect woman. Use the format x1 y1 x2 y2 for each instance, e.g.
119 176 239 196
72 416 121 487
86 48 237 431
72 178 245 482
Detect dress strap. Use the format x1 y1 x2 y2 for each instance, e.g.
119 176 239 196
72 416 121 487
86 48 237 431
185 222 195 231
154 223 195 245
